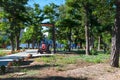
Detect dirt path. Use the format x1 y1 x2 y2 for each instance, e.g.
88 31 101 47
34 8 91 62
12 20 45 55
1 63 120 80
29 62 120 80
65 63 120 80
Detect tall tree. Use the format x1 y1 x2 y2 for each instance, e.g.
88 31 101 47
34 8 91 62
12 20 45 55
64 0 92 54
92 0 114 52
110 0 120 67
24 4 44 49
43 3 59 52
0 0 28 51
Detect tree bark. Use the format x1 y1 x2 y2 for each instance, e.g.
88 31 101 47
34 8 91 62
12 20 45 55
37 42 40 49
32 40 35 49
10 36 15 52
89 36 94 50
110 1 120 67
15 27 21 50
52 26 56 53
84 5 90 55
68 27 72 51
85 24 90 55
27 41 30 49
97 36 101 51
16 34 20 50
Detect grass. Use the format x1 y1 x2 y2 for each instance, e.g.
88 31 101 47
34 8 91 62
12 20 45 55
34 53 110 72
20 68 28 72
0 50 22 57
35 54 78 65
79 53 110 63
35 52 110 65
0 51 7 56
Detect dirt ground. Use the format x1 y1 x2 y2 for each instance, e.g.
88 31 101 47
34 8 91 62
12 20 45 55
1 54 120 80
28 62 120 80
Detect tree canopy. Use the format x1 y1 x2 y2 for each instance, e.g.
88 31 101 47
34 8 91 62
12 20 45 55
0 0 119 67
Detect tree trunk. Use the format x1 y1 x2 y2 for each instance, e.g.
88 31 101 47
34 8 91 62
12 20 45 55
85 24 90 55
89 36 94 50
32 40 35 49
10 36 15 52
37 42 40 48
68 28 72 51
97 36 101 51
110 1 120 67
27 41 30 49
52 26 56 53
15 29 20 50
84 5 90 55
16 35 20 50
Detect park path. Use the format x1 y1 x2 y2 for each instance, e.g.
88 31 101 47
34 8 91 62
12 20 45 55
0 49 53 66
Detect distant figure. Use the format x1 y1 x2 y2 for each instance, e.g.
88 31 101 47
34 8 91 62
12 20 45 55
46 44 51 53
77 43 80 49
37 42 51 54
37 42 47 54
41 42 47 51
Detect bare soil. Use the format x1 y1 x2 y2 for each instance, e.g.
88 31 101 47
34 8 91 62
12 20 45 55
29 62 120 80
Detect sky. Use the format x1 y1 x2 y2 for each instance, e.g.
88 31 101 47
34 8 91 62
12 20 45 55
28 0 65 8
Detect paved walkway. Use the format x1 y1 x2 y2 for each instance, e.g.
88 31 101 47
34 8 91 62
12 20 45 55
0 49 54 66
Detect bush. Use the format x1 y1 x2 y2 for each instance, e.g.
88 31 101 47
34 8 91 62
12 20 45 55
90 50 98 55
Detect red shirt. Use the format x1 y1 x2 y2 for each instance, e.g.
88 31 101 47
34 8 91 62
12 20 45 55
42 43 46 50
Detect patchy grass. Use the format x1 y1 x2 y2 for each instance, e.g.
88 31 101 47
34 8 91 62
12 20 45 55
35 54 78 66
0 51 7 56
35 53 110 65
33 53 110 73
0 50 22 57
79 54 110 63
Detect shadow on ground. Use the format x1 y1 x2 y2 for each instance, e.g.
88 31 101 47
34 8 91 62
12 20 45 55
58 50 85 54
1 76 88 80
20 63 59 70
7 63 59 73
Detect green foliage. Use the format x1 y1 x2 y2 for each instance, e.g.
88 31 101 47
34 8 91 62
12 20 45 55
79 53 110 63
21 4 44 46
20 68 28 72
43 3 59 40
0 0 116 64
90 50 98 55
0 0 29 51
64 43 69 48
21 26 33 43
43 3 59 21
